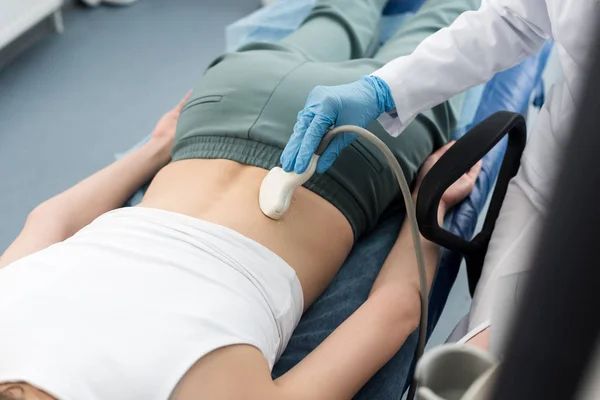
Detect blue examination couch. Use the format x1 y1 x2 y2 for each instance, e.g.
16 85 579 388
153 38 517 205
224 0 553 333
118 1 553 397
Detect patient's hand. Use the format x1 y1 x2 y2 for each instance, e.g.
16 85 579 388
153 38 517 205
415 141 482 212
150 91 191 163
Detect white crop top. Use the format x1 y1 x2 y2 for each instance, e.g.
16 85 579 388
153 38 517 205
0 207 303 400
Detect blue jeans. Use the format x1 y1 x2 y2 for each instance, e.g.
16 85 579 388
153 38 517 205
272 208 460 399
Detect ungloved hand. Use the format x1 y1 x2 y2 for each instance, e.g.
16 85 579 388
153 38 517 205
280 75 395 174
150 91 191 166
414 141 482 213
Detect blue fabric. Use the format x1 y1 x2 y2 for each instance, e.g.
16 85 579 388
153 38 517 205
225 0 315 53
453 84 485 138
115 5 552 398
533 78 546 108
225 0 414 53
383 0 425 15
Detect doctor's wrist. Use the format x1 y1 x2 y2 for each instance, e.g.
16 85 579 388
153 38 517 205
364 75 396 113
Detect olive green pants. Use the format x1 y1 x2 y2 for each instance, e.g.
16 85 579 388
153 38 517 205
173 0 480 238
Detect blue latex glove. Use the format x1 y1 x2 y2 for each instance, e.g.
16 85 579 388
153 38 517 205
281 75 395 174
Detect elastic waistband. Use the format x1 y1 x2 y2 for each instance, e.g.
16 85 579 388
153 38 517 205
99 206 294 269
99 206 303 299
171 135 367 238
172 135 281 171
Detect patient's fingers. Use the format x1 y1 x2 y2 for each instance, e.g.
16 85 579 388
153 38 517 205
418 141 457 178
175 91 192 112
440 140 456 151
434 140 456 157
467 160 483 182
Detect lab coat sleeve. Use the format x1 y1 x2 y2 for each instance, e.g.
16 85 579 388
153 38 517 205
372 0 552 136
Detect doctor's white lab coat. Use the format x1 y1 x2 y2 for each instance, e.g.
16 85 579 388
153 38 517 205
373 0 599 347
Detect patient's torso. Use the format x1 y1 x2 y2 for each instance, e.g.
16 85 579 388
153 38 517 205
156 46 453 305
141 158 354 307
172 47 450 237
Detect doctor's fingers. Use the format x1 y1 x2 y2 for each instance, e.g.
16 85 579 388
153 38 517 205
281 112 314 172
316 133 359 174
295 115 334 173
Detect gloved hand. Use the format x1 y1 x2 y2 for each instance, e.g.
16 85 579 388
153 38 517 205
280 75 396 174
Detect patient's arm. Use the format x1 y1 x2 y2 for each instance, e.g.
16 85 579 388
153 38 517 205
0 93 190 269
371 141 482 296
276 142 482 400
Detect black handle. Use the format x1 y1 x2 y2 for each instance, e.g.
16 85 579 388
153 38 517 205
416 111 527 296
